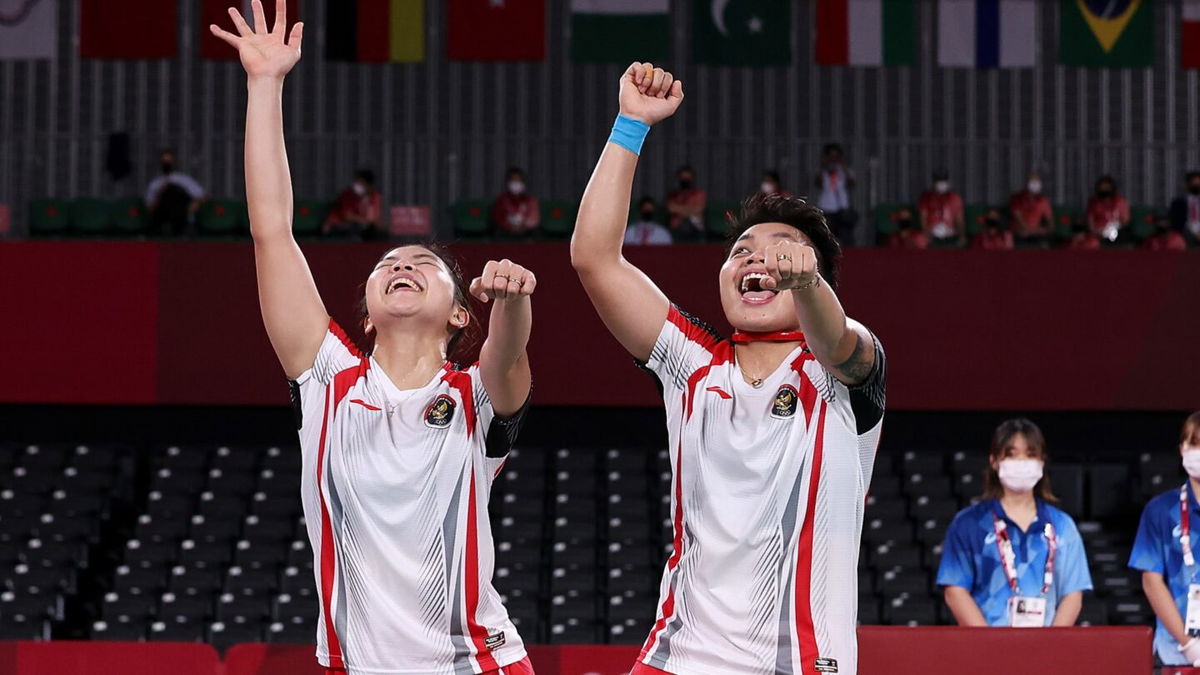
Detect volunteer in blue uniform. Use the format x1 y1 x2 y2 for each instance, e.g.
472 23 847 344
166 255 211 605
937 418 1093 626
1130 411 1200 666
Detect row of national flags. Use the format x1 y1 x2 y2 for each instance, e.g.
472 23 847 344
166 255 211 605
1 1 1198 69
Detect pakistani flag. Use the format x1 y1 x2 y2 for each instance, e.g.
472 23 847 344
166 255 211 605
694 0 791 66
1059 0 1154 68
571 0 670 63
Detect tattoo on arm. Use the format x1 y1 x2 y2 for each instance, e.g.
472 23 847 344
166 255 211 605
833 331 874 385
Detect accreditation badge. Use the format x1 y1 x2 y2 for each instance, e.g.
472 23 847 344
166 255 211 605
1007 596 1046 628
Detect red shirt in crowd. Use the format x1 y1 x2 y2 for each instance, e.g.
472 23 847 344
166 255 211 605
971 229 1014 250
491 192 541 235
1142 230 1187 251
667 188 707 231
1085 195 1130 237
1009 191 1053 237
917 191 964 239
325 187 382 230
1068 231 1101 250
888 229 930 250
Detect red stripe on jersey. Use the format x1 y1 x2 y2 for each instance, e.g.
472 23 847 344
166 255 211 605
794 400 828 673
349 399 381 411
684 342 733 419
315 386 344 668
441 367 478 439
790 353 818 426
464 467 500 671
328 320 364 358
666 306 721 352
705 386 731 399
640 442 686 661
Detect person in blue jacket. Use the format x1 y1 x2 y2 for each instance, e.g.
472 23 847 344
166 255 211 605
1130 411 1200 666
937 418 1093 627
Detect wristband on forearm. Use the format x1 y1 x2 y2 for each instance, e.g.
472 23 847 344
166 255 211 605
608 115 650 156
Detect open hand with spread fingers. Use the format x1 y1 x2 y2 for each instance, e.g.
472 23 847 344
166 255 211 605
761 240 822 292
619 61 684 126
209 0 303 79
470 260 537 303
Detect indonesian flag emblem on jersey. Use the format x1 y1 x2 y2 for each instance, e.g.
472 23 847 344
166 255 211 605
638 307 886 675
289 320 528 673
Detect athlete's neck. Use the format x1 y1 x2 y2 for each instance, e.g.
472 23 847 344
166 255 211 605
733 340 802 384
371 328 450 391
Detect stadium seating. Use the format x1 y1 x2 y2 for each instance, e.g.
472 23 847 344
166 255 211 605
0 440 1168 645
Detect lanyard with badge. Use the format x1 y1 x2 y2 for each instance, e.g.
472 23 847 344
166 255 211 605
993 514 1056 627
1178 484 1200 637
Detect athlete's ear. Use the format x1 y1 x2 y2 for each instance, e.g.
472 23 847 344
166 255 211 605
363 318 375 335
450 305 469 329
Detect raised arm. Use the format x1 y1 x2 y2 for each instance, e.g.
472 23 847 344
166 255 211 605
471 260 536 417
212 0 328 379
570 62 684 361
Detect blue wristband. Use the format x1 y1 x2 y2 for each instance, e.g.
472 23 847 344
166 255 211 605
608 115 651 155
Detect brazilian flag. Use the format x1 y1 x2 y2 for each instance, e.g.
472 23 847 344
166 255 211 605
1059 0 1154 67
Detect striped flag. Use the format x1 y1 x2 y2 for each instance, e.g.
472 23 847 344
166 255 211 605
570 0 669 64
1184 1 1200 68
0 0 57 60
201 0 301 60
815 0 915 67
326 0 424 62
937 0 1036 68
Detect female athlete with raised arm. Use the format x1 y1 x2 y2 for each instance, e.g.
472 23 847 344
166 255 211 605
211 3 535 673
571 63 886 675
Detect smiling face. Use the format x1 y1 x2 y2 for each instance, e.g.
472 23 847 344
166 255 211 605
363 245 467 345
719 222 816 332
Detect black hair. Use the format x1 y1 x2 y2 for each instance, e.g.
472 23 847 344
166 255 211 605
356 241 481 363
932 168 949 181
1186 171 1200 183
725 193 842 290
506 167 526 180
676 165 694 176
355 169 375 186
1096 174 1117 191
763 170 781 183
822 143 843 156
637 195 656 209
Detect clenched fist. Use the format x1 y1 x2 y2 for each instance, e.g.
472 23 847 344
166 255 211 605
619 62 684 126
761 240 821 292
470 259 537 302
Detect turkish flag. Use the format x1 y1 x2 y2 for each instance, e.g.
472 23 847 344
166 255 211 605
447 0 545 62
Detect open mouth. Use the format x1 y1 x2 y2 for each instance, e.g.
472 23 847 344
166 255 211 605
385 275 422 294
739 271 777 304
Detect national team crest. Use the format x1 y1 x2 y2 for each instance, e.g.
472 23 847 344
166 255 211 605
771 384 798 419
424 394 456 428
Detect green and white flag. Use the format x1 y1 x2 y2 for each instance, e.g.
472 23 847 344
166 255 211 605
694 0 791 66
570 0 670 64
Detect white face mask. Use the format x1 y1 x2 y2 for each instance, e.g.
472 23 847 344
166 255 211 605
761 182 776 194
998 458 1044 493
934 180 950 194
507 181 525 195
1183 448 1200 478
352 182 367 196
1027 179 1042 194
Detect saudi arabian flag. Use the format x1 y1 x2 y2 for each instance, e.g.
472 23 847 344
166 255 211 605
694 0 791 66
571 0 670 63
1059 0 1154 67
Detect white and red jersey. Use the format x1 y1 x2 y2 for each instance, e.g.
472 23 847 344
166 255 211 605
639 307 886 675
290 321 527 674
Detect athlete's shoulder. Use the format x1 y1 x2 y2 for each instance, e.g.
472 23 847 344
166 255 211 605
665 304 725 349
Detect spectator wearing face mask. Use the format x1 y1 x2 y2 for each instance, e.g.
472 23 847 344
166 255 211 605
323 169 384 240
918 169 965 246
886 206 929 250
1129 411 1200 667
756 170 789 200
814 143 858 245
145 148 206 236
1085 175 1130 243
1168 171 1200 246
624 196 672 246
1009 171 1054 245
938 418 1092 628
666 165 706 242
1142 215 1188 252
491 167 541 239
971 207 1014 250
